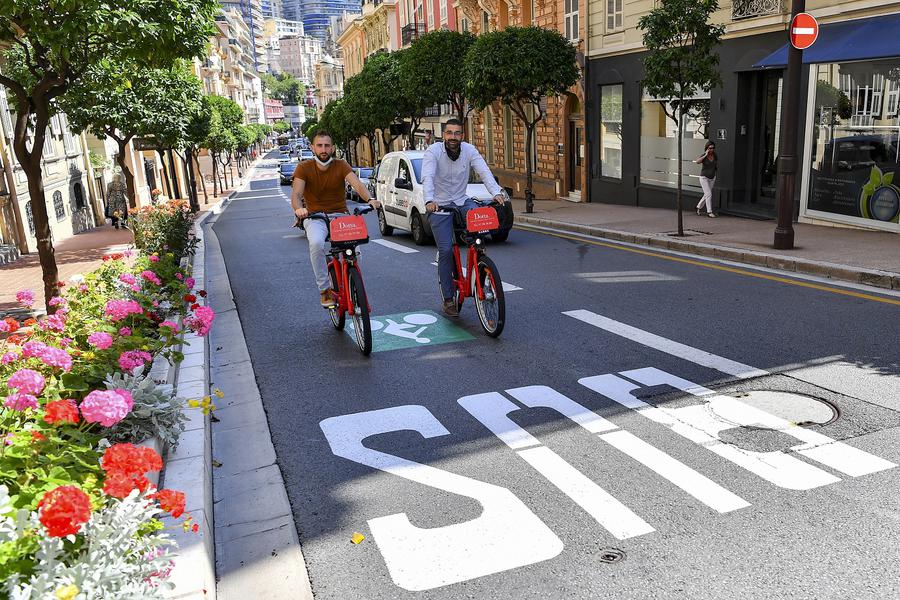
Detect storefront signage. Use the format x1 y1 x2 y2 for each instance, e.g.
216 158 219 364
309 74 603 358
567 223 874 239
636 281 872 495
790 13 819 50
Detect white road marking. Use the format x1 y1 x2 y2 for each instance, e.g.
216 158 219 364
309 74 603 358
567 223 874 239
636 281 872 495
575 271 683 283
430 262 522 292
563 309 768 379
372 239 420 253
320 405 563 592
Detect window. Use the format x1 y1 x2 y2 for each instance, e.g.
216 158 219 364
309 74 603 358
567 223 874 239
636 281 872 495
503 106 515 169
600 84 623 179
397 159 412 183
485 108 495 164
606 0 622 31
564 0 579 41
461 17 469 32
42 127 56 159
482 10 490 33
62 115 78 155
440 0 447 24
53 190 66 220
530 0 536 23
73 182 86 210
0 87 12 139
639 87 710 191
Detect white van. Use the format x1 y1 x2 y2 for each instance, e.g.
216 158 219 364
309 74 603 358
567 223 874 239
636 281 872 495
374 150 513 244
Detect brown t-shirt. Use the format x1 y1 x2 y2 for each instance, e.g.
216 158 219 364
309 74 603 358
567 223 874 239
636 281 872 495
292 159 353 214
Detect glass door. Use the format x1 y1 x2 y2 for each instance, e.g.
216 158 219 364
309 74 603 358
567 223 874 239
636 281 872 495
755 71 782 208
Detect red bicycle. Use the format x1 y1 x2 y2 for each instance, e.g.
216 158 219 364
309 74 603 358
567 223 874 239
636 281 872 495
435 201 506 337
304 206 375 355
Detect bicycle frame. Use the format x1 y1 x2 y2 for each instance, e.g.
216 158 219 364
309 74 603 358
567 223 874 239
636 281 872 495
451 242 490 302
327 246 370 316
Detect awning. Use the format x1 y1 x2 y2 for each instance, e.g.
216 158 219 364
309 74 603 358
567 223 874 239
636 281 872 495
753 13 900 68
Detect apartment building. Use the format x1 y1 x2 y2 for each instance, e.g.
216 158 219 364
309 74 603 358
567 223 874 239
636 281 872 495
280 35 325 84
315 55 345 117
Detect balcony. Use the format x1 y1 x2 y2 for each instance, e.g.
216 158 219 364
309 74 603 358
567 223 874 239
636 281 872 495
401 22 426 46
731 0 783 20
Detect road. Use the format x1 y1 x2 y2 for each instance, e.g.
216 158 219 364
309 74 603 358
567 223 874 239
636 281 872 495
211 156 900 600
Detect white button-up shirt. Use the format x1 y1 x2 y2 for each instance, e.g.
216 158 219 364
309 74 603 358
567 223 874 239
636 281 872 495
422 142 503 207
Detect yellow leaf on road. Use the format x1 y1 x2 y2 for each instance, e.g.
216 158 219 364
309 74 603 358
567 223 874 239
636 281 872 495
351 532 365 545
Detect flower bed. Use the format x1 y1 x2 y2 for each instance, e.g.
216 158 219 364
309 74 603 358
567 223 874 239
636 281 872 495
0 202 215 598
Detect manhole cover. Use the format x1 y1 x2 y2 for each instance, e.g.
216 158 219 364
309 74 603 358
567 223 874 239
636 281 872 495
598 548 626 564
726 390 838 425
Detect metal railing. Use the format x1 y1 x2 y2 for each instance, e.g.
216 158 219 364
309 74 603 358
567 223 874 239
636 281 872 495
401 22 426 46
731 0 783 20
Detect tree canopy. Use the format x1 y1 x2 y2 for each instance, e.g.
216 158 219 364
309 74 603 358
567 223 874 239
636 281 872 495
261 72 305 105
403 30 476 124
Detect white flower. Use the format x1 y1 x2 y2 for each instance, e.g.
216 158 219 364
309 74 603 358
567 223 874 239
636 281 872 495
68 274 85 284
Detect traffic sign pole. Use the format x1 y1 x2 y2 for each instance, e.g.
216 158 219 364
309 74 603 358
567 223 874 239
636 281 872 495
773 0 809 250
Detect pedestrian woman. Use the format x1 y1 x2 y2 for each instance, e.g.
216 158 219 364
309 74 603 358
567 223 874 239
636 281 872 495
695 141 717 218
105 173 129 229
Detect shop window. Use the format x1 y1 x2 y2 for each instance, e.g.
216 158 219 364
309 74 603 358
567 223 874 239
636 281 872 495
600 84 624 180
606 0 622 32
807 60 900 228
503 106 514 169
485 108 495 164
53 190 66 221
638 88 710 192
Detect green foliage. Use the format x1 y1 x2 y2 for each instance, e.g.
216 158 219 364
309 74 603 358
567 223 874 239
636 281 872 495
103 372 188 452
465 26 579 117
403 30 475 118
248 123 272 143
273 121 292 134
130 200 198 260
236 125 258 151
637 0 724 116
261 72 304 104
89 151 111 172
815 80 852 120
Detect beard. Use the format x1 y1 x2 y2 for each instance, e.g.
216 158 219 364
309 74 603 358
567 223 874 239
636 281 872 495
445 140 461 161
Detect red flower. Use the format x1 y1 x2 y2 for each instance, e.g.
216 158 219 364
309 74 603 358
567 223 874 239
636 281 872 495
43 399 80 425
198 290 207 298
3 317 19 333
101 443 163 476
190 303 200 311
38 485 92 537
192 523 199 533
31 431 47 442
183 294 197 303
23 318 36 327
56 281 66 288
154 489 186 518
7 334 24 346
103 470 136 498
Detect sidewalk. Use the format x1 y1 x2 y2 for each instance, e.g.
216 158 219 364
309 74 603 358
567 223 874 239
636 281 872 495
512 200 900 290
0 168 250 316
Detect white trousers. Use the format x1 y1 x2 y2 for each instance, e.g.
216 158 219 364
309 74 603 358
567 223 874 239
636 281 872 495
697 176 715 213
303 214 345 292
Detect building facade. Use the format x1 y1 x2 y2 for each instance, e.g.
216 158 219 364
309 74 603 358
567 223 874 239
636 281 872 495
279 35 325 83
585 0 900 232
315 55 345 117
215 10 267 124
265 98 287 123
284 0 365 41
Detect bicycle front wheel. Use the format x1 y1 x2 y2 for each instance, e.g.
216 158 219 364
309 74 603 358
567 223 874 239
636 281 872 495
328 263 345 330
348 265 372 356
472 255 505 337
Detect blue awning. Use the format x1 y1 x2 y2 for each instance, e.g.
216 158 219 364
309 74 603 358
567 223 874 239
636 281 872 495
753 13 900 68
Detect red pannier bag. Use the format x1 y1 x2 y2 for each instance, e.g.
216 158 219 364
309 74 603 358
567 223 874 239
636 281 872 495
466 207 500 233
330 215 369 242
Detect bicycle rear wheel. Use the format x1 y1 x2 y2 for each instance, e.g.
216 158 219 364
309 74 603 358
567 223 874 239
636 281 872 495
347 265 372 356
328 263 345 330
472 255 505 337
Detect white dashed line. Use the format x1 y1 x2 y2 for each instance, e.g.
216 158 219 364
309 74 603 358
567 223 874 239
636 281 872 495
371 239 419 254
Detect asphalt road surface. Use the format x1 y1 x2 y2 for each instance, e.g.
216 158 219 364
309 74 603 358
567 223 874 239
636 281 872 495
212 156 900 600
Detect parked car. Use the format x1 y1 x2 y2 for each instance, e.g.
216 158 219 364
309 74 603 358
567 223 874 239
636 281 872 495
280 161 298 185
367 163 379 200
374 150 514 244
278 145 290 153
300 149 314 161
346 167 374 202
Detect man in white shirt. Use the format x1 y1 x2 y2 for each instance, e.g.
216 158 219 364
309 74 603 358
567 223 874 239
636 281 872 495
422 119 505 316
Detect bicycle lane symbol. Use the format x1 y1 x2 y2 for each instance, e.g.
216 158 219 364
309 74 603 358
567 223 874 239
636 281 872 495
347 310 474 352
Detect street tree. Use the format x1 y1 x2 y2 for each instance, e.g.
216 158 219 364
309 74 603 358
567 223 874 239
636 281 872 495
301 116 318 139
638 0 724 236
0 0 216 308
261 72 304 105
341 73 380 162
204 110 236 196
396 48 434 148
205 95 244 189
403 30 475 130
465 26 579 213
62 61 203 206
273 120 291 135
352 52 404 155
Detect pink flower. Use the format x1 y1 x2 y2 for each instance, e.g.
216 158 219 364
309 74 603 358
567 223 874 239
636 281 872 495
7 368 45 395
48 297 67 308
119 327 132 337
5 393 38 411
185 277 195 291
175 273 184 281
79 389 133 427
149 255 160 263
141 270 161 286
15 289 34 307
118 350 153 373
59 337 73 347
22 341 47 358
105 299 143 322
0 321 8 333
123 249 134 258
78 284 89 293
185 305 215 336
1 352 19 365
159 321 180 332
40 347 73 372
38 313 66 332
88 332 114 350
119 273 137 286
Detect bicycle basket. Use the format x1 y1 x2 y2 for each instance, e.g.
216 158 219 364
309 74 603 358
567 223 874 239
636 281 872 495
330 215 369 242
466 207 500 233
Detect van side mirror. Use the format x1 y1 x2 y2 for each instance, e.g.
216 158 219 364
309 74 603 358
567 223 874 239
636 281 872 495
394 177 413 190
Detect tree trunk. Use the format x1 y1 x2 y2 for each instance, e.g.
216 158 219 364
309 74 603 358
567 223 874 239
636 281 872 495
211 152 219 197
167 149 180 199
525 123 535 214
454 95 466 137
115 139 137 209
676 106 684 237
368 135 377 166
21 157 60 308
192 149 208 206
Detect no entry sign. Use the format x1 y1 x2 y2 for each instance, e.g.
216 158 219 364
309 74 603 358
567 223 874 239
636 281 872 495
790 13 818 50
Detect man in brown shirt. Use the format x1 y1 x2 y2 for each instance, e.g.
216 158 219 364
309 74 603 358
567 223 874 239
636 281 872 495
291 130 379 307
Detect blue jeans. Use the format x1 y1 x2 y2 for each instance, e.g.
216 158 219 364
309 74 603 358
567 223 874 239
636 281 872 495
428 199 480 301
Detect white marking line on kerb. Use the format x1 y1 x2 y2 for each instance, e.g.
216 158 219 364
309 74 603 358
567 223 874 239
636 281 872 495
792 27 815 34
235 193 283 200
372 239 420 253
429 263 522 292
563 309 768 379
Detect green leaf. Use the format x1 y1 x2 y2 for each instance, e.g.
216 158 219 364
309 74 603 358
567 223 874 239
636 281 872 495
61 374 89 391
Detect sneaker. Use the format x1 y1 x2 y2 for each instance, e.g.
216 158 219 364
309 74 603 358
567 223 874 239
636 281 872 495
707 213 718 218
320 290 337 308
442 299 459 317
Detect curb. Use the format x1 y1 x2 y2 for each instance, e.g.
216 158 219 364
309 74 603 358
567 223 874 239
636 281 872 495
514 215 900 291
